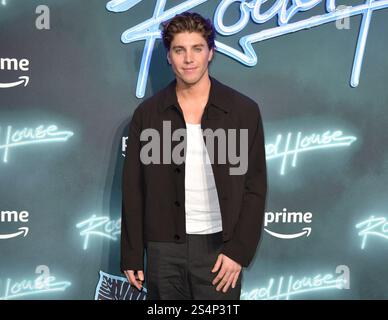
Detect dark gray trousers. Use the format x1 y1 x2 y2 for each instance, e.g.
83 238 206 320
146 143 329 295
145 231 242 300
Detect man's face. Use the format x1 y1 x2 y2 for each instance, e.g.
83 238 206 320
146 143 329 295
167 31 214 86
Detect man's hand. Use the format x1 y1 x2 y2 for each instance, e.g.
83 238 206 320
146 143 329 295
211 254 242 293
124 270 144 291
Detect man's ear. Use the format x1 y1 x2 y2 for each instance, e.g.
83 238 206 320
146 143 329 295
167 52 171 64
208 48 214 62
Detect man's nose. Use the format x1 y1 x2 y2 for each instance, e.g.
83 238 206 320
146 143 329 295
184 51 194 63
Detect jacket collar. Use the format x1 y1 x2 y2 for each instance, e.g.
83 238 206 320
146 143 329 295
159 76 231 113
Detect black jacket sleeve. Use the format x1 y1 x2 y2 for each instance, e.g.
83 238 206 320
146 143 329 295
221 104 267 268
121 107 145 272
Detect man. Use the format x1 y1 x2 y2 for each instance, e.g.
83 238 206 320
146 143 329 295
121 12 267 300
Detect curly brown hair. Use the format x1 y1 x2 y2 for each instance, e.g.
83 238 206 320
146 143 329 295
161 12 216 51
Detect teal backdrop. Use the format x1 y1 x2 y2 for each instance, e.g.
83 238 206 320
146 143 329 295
1 0 388 300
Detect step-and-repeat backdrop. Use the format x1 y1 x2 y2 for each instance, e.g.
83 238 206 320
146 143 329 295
1 0 388 300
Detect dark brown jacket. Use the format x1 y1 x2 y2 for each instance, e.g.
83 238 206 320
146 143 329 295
121 76 267 271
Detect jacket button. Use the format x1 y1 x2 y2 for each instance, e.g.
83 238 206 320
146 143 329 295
174 234 180 240
174 167 181 173
174 201 180 207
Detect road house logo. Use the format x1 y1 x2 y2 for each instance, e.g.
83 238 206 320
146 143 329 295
0 267 71 300
76 214 121 250
266 129 357 175
240 265 350 300
264 208 312 239
106 0 388 98
0 57 30 89
0 210 29 240
0 124 74 163
356 215 388 249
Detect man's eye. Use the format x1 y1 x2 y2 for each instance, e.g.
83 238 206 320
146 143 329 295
194 48 202 52
175 49 182 53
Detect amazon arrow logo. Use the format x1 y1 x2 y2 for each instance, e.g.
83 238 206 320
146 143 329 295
264 227 311 239
0 76 29 88
0 57 30 89
0 210 30 240
0 227 29 240
264 208 313 240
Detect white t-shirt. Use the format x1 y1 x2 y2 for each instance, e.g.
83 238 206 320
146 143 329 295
184 122 223 234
